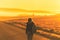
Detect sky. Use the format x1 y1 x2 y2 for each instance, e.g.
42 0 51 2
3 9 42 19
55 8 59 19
0 0 60 16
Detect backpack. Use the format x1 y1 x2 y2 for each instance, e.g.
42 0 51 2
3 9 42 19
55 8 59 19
32 24 37 33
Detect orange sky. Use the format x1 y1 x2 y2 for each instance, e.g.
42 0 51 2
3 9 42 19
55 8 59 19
0 0 60 16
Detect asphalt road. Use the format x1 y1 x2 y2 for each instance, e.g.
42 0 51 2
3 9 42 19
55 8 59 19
0 21 49 40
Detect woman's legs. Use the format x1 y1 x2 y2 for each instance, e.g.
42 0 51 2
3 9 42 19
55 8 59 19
27 33 33 40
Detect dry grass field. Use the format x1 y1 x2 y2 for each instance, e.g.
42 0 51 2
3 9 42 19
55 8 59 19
0 15 60 40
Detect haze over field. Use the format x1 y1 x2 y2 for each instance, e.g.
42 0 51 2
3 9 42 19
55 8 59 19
0 0 60 40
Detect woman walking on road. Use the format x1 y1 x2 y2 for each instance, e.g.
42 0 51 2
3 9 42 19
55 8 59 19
26 18 36 40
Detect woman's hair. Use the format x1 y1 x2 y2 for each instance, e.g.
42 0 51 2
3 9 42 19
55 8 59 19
28 18 32 22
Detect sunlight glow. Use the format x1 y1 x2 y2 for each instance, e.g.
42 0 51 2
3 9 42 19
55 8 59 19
0 0 60 16
0 11 56 16
0 11 19 16
34 13 56 16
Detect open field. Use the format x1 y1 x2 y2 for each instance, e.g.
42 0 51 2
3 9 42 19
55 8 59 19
0 16 60 40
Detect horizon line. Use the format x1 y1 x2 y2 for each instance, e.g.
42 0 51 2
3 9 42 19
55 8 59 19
0 8 50 13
